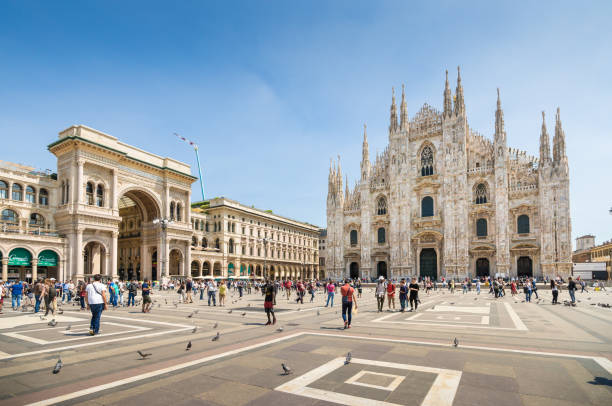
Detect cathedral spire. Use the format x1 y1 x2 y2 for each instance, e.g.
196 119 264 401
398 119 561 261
494 88 506 143
539 111 551 165
444 69 452 117
454 66 465 116
400 84 408 131
553 107 566 163
389 87 398 134
345 175 349 199
361 124 371 181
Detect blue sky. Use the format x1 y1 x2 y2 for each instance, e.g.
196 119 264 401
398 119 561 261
1 1 610 246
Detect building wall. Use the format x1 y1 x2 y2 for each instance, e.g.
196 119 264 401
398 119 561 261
326 71 572 281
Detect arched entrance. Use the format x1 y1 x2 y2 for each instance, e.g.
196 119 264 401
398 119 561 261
169 249 183 276
476 258 490 277
517 256 533 278
202 261 211 277
419 249 437 280
8 248 33 281
377 261 387 279
37 250 59 280
350 262 359 279
83 242 106 277
118 189 161 281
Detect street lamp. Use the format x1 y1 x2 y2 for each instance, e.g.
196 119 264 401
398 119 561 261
153 218 173 279
258 237 268 280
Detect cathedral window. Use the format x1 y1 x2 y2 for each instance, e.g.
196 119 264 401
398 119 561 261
378 227 386 244
86 182 94 205
476 218 487 237
376 196 387 215
475 183 487 204
0 181 7 199
420 146 434 176
350 230 358 246
421 196 434 217
96 184 104 207
170 202 176 220
517 215 530 234
26 186 35 203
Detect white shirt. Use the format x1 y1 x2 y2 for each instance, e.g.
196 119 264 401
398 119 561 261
86 282 107 304
208 281 217 292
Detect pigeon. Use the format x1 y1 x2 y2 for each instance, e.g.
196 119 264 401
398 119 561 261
298 308 301 311
474 298 478 301
39 315 46 320
52 357 63 374
213 322 219 329
228 309 233 314
317 309 320 316
241 312 246 317
186 341 192 351
345 352 352 365
212 332 220 341
58 309 64 315
174 303 178 309
158 304 161 308
194 310 199 314
277 326 284 332
453 337 459 347
192 326 198 333
281 363 292 375
137 350 151 359
48 319 57 327
65 324 71 331
187 312 195 318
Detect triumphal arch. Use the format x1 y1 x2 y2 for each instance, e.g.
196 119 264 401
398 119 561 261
49 125 196 281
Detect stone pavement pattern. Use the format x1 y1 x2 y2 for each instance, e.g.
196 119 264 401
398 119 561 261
0 286 611 405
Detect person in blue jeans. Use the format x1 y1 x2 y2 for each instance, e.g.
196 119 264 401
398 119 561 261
524 282 532 302
340 279 358 329
127 280 137 306
325 281 335 307
10 281 24 310
85 274 108 335
531 279 539 299
567 277 577 304
399 279 408 312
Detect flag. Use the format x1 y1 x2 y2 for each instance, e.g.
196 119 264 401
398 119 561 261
174 132 197 148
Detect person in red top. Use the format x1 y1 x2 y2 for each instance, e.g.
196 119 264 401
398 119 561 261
285 279 292 300
340 279 358 329
387 280 396 310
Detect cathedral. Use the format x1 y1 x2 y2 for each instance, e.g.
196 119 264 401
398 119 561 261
326 68 572 281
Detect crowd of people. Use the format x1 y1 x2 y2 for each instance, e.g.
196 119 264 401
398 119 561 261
0 273 606 334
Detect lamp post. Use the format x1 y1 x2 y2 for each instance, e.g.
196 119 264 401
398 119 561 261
153 218 173 279
259 237 268 280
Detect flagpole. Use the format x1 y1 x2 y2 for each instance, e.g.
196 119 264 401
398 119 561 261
194 145 205 201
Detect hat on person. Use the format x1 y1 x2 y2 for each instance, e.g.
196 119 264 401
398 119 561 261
50 278 56 281
379 276 385 281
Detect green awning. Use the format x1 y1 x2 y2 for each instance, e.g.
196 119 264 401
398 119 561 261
9 248 32 266
38 250 58 267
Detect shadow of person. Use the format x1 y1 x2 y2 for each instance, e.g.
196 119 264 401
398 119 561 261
588 377 612 386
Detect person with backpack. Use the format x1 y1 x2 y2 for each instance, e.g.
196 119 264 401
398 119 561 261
85 274 108 335
127 280 138 306
263 280 276 325
340 278 358 329
141 280 152 313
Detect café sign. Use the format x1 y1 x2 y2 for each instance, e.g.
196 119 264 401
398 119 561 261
8 248 31 266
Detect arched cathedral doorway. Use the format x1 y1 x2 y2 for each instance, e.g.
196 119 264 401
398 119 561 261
476 258 490 277
419 249 437 280
377 261 387 279
350 262 359 280
517 256 532 278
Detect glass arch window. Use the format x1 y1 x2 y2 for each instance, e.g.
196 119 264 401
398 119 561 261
26 186 35 203
1 209 18 223
376 197 387 215
170 202 176 220
192 236 198 247
29 213 45 227
86 182 94 205
201 238 208 248
176 203 182 221
476 218 487 237
96 184 104 207
420 146 434 176
39 188 49 205
215 238 220 249
350 230 358 246
12 183 22 201
517 215 530 234
378 227 386 244
475 183 487 204
421 196 434 217
0 180 7 199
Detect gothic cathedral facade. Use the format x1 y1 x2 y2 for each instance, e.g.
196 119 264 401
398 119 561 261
326 68 571 281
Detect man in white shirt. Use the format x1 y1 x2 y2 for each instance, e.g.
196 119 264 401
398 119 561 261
85 274 108 336
207 280 217 306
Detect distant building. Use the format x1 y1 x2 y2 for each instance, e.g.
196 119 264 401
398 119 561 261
318 229 327 279
575 235 595 251
571 235 611 280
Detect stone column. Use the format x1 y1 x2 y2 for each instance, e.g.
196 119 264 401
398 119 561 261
163 238 170 278
165 185 170 218
2 258 8 281
31 258 38 281
186 191 191 224
75 230 84 281
111 231 118 279
184 242 191 277
76 160 84 205
60 259 66 282
111 169 118 211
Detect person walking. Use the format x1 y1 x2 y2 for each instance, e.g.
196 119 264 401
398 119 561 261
356 279 362 298
77 281 86 310
399 279 408 312
551 279 559 304
185 278 193 303
308 281 315 302
127 280 137 306
325 280 335 307
207 279 217 306
264 280 276 325
85 274 108 335
340 279 358 329
567 277 577 305
218 280 226 306
476 279 481 295
386 279 396 311
375 277 386 313
44 279 57 316
141 279 152 313
10 280 24 310
33 279 43 313
524 281 532 303
408 277 420 311
580 279 588 293
531 278 539 299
